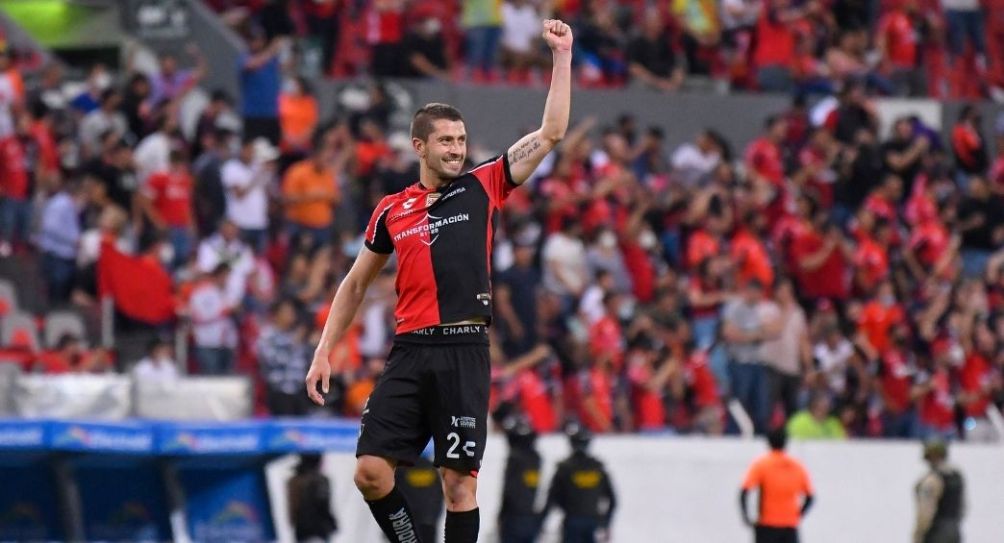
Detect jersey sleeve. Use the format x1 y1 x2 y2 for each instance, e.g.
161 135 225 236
364 198 395 254
470 154 516 208
741 460 762 490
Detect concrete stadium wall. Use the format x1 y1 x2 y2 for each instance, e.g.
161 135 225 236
265 435 1004 543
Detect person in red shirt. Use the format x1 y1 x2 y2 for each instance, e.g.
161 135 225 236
876 0 925 96
589 293 626 373
857 280 905 357
753 0 805 92
950 105 988 177
791 220 853 303
916 345 957 440
877 325 919 438
731 214 775 290
958 324 1001 441
626 340 671 432
852 217 893 295
141 149 195 268
905 209 960 282
745 115 790 226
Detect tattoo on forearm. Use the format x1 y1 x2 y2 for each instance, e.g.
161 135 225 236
508 137 542 165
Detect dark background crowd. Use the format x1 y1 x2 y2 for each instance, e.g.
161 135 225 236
0 0 1002 443
205 0 1004 99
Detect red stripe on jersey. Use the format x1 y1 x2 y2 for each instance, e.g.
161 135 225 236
392 209 441 331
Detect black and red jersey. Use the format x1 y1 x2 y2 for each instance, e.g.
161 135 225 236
365 155 516 333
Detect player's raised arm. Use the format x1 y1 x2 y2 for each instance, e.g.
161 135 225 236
506 19 573 185
305 246 389 405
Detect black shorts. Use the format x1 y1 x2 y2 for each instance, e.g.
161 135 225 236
356 324 490 474
755 526 799 543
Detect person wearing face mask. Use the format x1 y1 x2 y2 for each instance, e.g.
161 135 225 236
586 227 631 295
876 324 920 438
132 337 180 380
402 14 451 80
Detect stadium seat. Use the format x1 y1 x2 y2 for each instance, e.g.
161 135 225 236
43 310 88 349
2 312 40 352
0 279 18 317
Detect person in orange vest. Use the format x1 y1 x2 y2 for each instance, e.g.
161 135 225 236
739 428 814 543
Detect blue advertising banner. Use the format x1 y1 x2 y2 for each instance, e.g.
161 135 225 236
157 422 264 455
0 465 61 541
76 465 171 542
265 419 359 453
49 421 154 454
0 420 47 450
178 468 275 543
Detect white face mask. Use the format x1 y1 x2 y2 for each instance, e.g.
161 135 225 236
638 230 657 250
159 244 174 266
92 71 112 91
423 19 441 34
598 231 617 249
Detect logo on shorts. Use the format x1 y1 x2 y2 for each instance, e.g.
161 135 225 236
451 416 477 429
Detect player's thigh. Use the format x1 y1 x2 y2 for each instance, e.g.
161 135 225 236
426 343 490 472
356 343 432 465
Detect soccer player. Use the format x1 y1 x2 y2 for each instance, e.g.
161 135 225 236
304 19 573 543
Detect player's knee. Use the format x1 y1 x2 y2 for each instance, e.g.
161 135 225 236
354 456 394 498
441 468 478 509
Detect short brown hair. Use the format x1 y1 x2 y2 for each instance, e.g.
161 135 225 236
411 103 464 141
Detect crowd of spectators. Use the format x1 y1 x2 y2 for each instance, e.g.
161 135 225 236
205 0 1004 99
1 11 1004 443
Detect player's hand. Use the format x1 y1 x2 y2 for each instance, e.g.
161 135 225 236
305 353 332 405
542 19 573 53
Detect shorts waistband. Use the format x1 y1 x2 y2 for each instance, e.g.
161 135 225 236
395 324 489 345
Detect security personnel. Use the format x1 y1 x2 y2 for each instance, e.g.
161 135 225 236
539 422 617 543
740 428 814 543
395 455 445 543
286 454 338 542
914 440 965 543
498 415 543 543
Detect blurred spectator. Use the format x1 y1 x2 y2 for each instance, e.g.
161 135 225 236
134 109 181 185
121 73 152 140
942 0 988 90
401 11 452 80
194 90 237 156
462 0 504 81
951 105 987 180
38 175 80 304
542 216 589 311
147 47 207 106
239 28 284 144
811 322 857 402
876 0 928 96
222 136 278 253
722 279 781 433
495 237 541 357
576 4 627 85
626 9 684 92
82 139 138 216
957 176 1003 278
140 149 196 268
500 0 543 83
720 0 761 89
786 393 847 439
278 76 318 158
78 89 126 160
132 337 180 380
188 263 237 375
671 129 723 188
287 454 338 542
302 0 342 75
258 298 312 415
367 0 406 77
281 136 343 252
196 219 255 305
70 64 111 115
876 323 919 438
760 279 811 419
0 113 34 256
752 0 804 93
192 128 232 236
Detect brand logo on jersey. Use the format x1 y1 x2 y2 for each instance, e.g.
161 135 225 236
426 192 441 207
441 186 466 201
402 197 418 210
451 416 477 429
477 293 491 306
393 212 470 246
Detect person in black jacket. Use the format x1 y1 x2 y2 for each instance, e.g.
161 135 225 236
395 455 445 543
914 440 965 543
287 454 337 542
539 422 617 543
498 415 543 543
